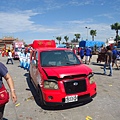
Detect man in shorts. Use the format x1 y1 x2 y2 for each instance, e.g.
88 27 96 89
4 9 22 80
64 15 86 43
79 47 85 62
85 47 92 65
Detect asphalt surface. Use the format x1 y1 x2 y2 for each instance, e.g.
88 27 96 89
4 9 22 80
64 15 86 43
1 55 120 120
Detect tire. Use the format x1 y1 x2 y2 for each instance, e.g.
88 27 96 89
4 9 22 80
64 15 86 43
28 71 32 83
37 85 45 107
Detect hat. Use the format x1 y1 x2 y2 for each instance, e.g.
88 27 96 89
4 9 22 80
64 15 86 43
114 46 117 49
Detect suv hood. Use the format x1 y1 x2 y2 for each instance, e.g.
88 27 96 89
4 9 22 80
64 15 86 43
43 64 92 78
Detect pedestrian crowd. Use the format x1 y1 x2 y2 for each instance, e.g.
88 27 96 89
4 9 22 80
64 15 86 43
0 48 14 58
3 47 31 71
79 45 120 77
19 48 31 71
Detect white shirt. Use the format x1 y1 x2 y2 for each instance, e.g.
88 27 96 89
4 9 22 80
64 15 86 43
8 52 12 58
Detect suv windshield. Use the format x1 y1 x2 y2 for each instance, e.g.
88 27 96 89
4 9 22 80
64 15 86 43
40 50 81 67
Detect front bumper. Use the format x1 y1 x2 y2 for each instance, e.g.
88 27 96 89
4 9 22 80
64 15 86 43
42 78 97 106
44 93 97 106
42 85 96 106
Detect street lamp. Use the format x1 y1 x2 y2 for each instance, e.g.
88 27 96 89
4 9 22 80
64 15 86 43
85 27 91 40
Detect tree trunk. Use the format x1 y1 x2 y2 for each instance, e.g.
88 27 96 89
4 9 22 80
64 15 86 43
92 36 94 41
116 30 118 43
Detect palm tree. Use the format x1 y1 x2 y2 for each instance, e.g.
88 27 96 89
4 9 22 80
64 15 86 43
90 30 97 41
74 34 80 42
56 36 62 44
111 22 120 43
64 36 69 43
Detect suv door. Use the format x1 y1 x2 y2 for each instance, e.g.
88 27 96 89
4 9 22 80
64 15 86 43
30 51 38 85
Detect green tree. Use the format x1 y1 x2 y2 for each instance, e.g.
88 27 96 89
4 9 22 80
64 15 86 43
56 36 62 44
90 30 97 41
111 22 120 43
74 34 80 42
64 36 69 43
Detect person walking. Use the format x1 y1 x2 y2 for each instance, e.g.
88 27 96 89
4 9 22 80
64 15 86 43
23 49 30 70
103 46 113 76
6 50 14 64
19 50 25 68
79 47 85 62
0 62 17 119
112 46 119 70
85 47 92 65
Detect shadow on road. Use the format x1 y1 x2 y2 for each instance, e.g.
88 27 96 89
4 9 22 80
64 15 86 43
91 62 104 66
94 72 103 75
24 72 93 111
3 118 8 120
24 72 41 106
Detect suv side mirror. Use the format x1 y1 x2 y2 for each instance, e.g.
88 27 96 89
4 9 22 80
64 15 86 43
32 60 38 67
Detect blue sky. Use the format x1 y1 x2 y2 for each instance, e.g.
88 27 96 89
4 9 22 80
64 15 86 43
0 0 120 44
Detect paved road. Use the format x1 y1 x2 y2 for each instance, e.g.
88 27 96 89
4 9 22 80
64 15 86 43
1 55 120 120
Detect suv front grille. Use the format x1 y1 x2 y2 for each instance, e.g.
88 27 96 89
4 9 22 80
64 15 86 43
63 79 87 94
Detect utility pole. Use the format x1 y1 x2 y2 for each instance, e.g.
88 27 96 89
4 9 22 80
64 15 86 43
85 27 91 40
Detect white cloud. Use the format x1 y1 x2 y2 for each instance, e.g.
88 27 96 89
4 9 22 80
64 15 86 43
0 10 58 33
96 13 114 19
68 0 94 6
0 11 34 32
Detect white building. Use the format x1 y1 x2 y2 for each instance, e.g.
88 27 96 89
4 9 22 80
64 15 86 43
106 37 115 46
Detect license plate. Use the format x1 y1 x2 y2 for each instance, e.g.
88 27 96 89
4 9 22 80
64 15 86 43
65 95 78 103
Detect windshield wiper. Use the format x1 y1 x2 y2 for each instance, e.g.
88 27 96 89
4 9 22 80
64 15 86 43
64 62 79 65
65 62 72 65
43 64 56 67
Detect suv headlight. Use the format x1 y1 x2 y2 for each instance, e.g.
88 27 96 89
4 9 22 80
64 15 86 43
88 73 95 84
44 80 59 89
